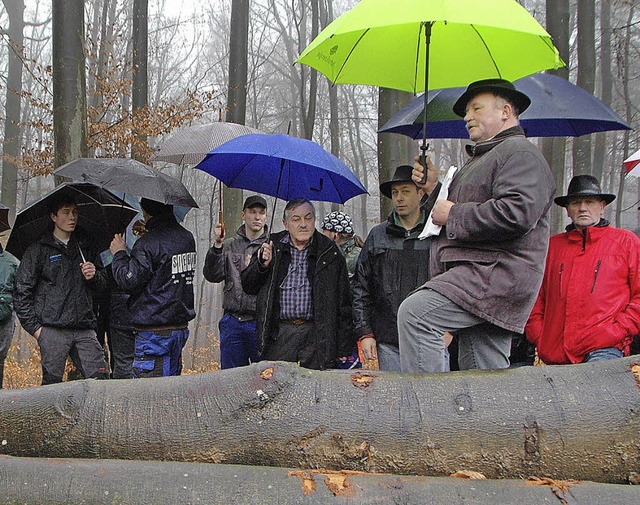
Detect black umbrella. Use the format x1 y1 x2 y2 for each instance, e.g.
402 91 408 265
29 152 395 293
53 158 199 208
0 204 9 234
6 182 138 260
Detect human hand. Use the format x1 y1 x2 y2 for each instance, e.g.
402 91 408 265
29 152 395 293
259 241 273 267
214 223 225 246
110 234 126 255
359 335 377 360
33 327 41 340
413 155 439 196
431 200 455 226
80 261 96 280
443 331 454 347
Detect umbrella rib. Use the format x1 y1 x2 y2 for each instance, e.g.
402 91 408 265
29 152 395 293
470 24 500 76
333 29 370 84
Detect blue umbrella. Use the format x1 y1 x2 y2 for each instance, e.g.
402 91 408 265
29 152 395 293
195 134 367 204
380 73 631 139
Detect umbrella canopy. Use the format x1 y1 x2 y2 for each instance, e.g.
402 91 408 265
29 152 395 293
54 158 198 208
195 134 367 204
380 73 632 139
297 0 563 93
0 205 9 234
152 122 266 166
297 0 563 166
624 148 640 176
6 182 138 260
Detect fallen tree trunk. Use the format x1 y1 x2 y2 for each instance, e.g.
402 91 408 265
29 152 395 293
1 358 639 483
1 456 638 504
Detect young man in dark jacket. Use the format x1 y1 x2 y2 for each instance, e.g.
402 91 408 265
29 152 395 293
14 196 109 385
353 165 431 371
203 195 268 369
241 198 353 370
110 198 196 378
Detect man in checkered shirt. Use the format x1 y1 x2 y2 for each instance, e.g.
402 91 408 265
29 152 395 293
241 198 353 370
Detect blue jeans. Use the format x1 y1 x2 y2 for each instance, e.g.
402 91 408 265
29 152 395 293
219 313 259 369
584 347 623 363
133 328 189 378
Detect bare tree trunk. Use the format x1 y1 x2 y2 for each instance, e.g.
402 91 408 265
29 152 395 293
224 0 251 235
1 0 25 222
1 358 639 483
131 0 148 163
572 0 596 176
377 88 413 220
2 456 639 505
301 0 319 141
592 0 612 184
542 0 570 233
52 0 88 175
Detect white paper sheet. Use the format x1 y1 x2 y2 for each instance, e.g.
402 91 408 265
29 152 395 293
419 165 457 240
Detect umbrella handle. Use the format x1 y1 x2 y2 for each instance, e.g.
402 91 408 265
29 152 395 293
418 143 430 185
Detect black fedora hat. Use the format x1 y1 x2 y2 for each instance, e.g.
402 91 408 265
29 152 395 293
379 165 416 198
453 78 531 118
554 175 616 207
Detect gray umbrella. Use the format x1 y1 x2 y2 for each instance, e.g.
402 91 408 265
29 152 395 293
152 122 265 166
54 158 198 208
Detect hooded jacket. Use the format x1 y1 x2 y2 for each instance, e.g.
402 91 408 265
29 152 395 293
423 126 555 333
203 224 267 320
111 212 196 328
240 229 353 369
526 221 640 364
352 210 430 345
14 230 106 335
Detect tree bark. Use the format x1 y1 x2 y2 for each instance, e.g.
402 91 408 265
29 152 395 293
1 358 639 483
1 0 25 222
1 456 638 505
52 0 88 174
131 0 149 163
592 0 612 185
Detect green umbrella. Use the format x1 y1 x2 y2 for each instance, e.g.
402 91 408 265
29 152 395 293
297 0 564 169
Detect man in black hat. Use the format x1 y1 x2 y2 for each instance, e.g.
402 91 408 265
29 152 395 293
352 165 432 371
110 198 196 378
203 194 268 369
526 175 640 365
401 78 556 373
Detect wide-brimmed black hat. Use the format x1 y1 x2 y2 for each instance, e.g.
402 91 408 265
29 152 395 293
379 165 416 199
453 78 531 118
554 175 616 207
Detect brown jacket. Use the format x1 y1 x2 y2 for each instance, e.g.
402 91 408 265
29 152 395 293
424 126 555 333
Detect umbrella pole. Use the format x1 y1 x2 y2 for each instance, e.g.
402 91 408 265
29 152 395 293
418 21 433 184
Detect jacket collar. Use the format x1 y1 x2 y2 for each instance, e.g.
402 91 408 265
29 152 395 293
386 209 427 238
465 125 526 157
565 219 610 250
237 223 268 241
145 212 177 231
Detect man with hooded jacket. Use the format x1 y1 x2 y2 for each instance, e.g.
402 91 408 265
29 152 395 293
110 198 196 377
526 175 640 364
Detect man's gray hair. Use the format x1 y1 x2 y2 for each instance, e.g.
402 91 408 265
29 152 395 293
283 197 315 221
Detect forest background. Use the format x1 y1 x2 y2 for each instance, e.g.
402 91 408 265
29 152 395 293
0 0 638 381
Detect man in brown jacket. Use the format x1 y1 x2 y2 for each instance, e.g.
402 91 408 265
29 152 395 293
398 79 555 373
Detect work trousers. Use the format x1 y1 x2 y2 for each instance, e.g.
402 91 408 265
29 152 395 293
133 328 189 378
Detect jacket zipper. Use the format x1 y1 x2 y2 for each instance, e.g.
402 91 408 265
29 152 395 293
558 263 564 295
591 260 601 293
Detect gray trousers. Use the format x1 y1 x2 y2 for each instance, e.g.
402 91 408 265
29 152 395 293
398 289 512 373
38 326 109 385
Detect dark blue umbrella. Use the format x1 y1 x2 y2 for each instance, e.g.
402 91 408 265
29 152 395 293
195 134 367 204
380 73 631 139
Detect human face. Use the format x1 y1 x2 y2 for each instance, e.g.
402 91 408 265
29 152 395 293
242 205 267 235
50 204 78 237
391 182 421 221
463 92 509 142
566 197 606 229
283 202 315 248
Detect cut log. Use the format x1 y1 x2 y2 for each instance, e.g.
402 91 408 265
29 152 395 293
1 358 639 483
1 456 638 504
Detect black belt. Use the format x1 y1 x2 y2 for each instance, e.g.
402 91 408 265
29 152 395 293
280 319 312 325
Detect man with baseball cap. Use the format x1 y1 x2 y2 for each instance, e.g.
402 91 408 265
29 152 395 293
401 78 556 373
203 194 268 369
352 165 431 371
526 175 640 364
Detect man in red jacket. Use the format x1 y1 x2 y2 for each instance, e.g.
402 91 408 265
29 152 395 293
526 175 640 364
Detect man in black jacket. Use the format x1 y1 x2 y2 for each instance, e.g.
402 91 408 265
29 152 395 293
14 196 109 385
353 165 432 371
110 198 196 378
241 198 353 370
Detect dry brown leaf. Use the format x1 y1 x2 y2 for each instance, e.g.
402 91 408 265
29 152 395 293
450 470 487 480
350 372 376 388
260 367 274 380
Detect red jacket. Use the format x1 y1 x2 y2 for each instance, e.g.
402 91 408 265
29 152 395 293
526 223 640 364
